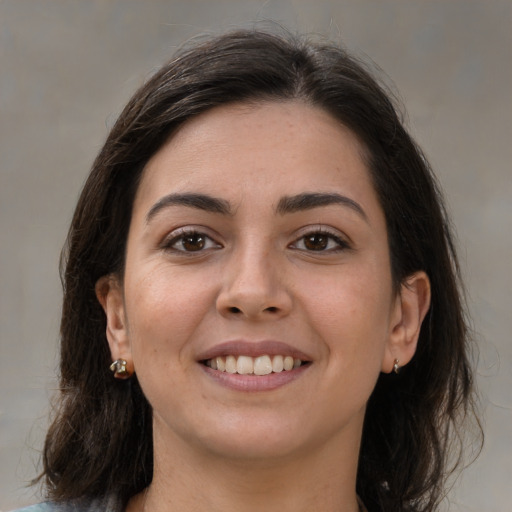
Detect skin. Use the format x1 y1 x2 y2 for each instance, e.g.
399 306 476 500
97 101 430 512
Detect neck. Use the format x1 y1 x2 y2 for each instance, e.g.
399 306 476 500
128 419 363 512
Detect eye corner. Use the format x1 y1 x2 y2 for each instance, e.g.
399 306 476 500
289 227 352 253
160 227 223 254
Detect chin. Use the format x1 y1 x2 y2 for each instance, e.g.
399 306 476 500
189 415 310 461
203 435 305 463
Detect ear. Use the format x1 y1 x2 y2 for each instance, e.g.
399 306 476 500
382 271 431 373
95 275 134 374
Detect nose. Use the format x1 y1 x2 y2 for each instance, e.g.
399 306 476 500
216 244 293 321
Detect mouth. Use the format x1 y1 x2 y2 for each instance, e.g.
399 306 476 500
201 354 309 375
197 340 312 386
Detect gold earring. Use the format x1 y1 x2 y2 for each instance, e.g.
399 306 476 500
109 359 132 379
393 359 400 374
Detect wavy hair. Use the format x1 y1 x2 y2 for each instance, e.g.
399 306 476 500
40 29 480 511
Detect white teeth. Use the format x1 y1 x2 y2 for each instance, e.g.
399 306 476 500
215 356 225 372
236 355 254 374
272 355 284 373
225 355 237 374
253 355 273 375
204 354 306 375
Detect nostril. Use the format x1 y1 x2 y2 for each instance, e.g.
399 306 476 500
265 306 278 313
228 306 242 314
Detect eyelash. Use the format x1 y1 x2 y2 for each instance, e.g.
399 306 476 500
289 228 350 253
161 227 350 254
162 228 221 253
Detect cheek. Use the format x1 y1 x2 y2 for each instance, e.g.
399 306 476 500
297 263 393 363
124 264 217 361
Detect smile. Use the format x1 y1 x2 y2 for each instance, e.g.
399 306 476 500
203 355 306 375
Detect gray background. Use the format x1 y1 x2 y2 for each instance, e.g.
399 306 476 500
1 1 510 510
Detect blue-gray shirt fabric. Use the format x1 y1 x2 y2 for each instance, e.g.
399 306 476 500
11 496 120 512
12 506 57 512
12 496 369 511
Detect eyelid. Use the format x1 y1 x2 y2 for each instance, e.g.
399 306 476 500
289 226 351 252
160 226 223 252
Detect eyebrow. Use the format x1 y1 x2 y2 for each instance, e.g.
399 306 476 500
276 192 368 221
146 191 367 223
146 193 232 222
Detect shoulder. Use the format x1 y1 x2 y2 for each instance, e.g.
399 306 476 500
10 496 121 512
10 505 60 512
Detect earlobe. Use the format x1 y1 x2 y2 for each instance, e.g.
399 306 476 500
95 275 134 375
383 271 431 373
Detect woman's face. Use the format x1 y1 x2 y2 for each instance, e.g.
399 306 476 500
103 101 415 461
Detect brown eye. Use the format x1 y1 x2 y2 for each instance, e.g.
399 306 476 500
291 230 348 253
181 233 206 251
303 233 329 251
165 230 221 253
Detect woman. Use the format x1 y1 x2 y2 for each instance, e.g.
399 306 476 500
17 30 478 512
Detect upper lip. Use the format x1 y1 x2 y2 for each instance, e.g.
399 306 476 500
197 340 312 362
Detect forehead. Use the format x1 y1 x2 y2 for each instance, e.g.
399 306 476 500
135 100 379 216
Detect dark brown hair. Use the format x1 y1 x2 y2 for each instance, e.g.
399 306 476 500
41 29 479 511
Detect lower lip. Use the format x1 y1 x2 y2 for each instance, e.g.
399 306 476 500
200 363 310 392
